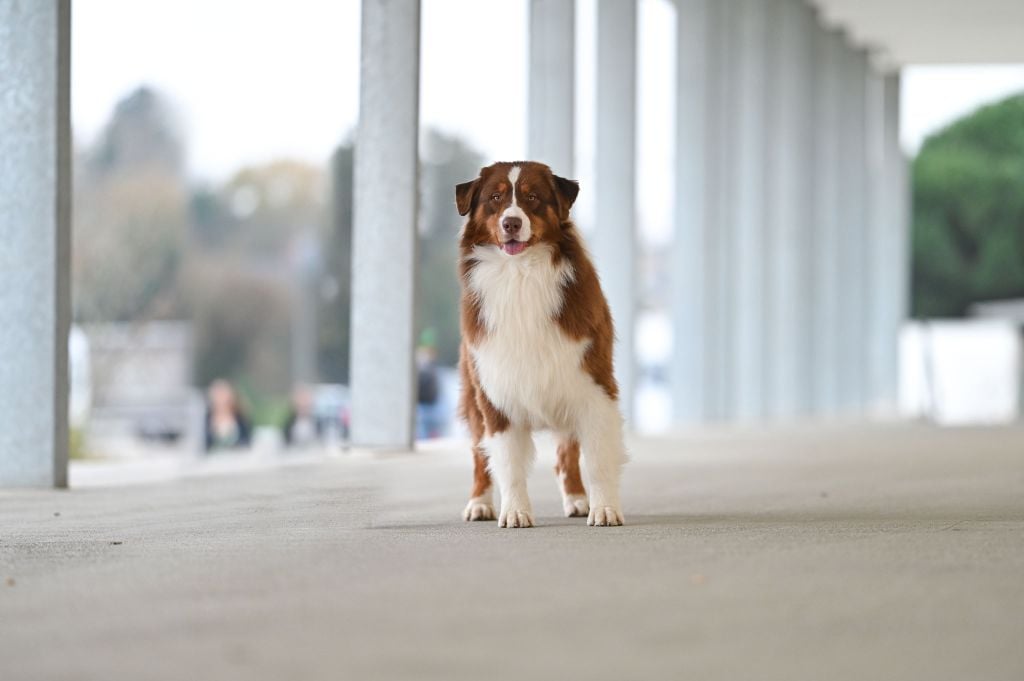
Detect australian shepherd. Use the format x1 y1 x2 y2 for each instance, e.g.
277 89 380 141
455 161 626 528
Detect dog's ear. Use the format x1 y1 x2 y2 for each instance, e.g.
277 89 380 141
553 175 580 219
455 177 482 217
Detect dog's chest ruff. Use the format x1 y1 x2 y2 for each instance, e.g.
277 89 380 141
466 246 592 428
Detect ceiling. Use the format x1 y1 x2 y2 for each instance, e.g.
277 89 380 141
810 0 1024 65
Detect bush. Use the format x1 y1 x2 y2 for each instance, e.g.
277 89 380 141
911 93 1024 318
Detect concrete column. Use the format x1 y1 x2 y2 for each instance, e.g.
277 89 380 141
350 0 420 449
881 71 908 414
290 232 320 385
728 0 769 421
702 0 737 421
764 0 815 420
865 65 888 414
593 0 637 423
528 0 574 176
0 1 71 488
810 28 845 416
837 46 870 414
671 0 710 425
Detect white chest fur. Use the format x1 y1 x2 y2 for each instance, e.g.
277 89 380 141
466 244 596 430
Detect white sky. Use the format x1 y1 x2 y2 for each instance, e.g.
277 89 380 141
72 0 1024 245
72 0 363 179
901 64 1024 152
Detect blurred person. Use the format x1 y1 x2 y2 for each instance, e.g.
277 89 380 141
283 384 321 449
204 379 252 452
416 329 444 439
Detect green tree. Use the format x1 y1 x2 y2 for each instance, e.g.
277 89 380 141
417 130 485 366
185 160 328 408
73 86 188 322
188 262 293 407
318 142 355 383
213 160 327 258
86 86 184 177
911 93 1024 317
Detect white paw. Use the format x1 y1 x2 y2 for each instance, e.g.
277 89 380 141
463 496 496 521
498 505 534 528
587 505 624 527
562 493 589 518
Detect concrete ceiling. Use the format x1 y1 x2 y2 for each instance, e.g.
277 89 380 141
810 0 1024 65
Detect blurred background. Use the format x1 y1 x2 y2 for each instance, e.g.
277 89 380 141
65 0 1024 467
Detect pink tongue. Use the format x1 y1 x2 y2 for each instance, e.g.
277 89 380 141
503 241 527 255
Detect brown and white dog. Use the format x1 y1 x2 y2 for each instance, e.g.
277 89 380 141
455 161 626 528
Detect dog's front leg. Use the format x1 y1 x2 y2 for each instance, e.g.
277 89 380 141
484 425 536 528
578 396 627 526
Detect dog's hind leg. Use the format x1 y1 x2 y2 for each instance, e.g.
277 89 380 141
554 436 589 517
460 350 495 521
464 442 495 521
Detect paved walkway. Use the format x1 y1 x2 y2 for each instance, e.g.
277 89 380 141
2 424 1023 680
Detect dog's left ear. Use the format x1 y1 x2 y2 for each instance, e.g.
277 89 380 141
455 178 481 217
553 175 580 220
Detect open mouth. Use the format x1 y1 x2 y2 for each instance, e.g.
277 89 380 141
501 240 527 255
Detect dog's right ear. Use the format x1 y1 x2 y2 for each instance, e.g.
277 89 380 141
455 177 482 217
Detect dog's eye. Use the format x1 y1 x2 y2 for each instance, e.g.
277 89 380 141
527 193 539 203
490 193 501 203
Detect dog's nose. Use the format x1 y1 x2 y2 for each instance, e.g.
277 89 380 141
502 217 522 235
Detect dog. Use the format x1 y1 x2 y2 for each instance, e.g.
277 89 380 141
455 161 627 528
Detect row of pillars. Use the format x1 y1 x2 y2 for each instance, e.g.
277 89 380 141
0 0 910 487
669 0 909 426
349 0 908 447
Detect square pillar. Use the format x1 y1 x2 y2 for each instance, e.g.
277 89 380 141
0 0 71 487
701 0 738 421
728 0 770 422
592 0 637 423
810 28 845 416
764 0 815 420
837 45 870 414
671 0 710 425
881 71 908 414
528 0 574 176
865 64 889 414
349 0 420 449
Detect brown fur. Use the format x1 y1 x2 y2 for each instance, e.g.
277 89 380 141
457 342 508 500
455 162 618 517
555 437 587 497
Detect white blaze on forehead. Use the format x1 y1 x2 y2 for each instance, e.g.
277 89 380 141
508 165 521 203
500 165 531 243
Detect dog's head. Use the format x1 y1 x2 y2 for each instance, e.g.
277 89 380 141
455 162 579 255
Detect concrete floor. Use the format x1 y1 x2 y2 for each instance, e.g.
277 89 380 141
2 424 1023 681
